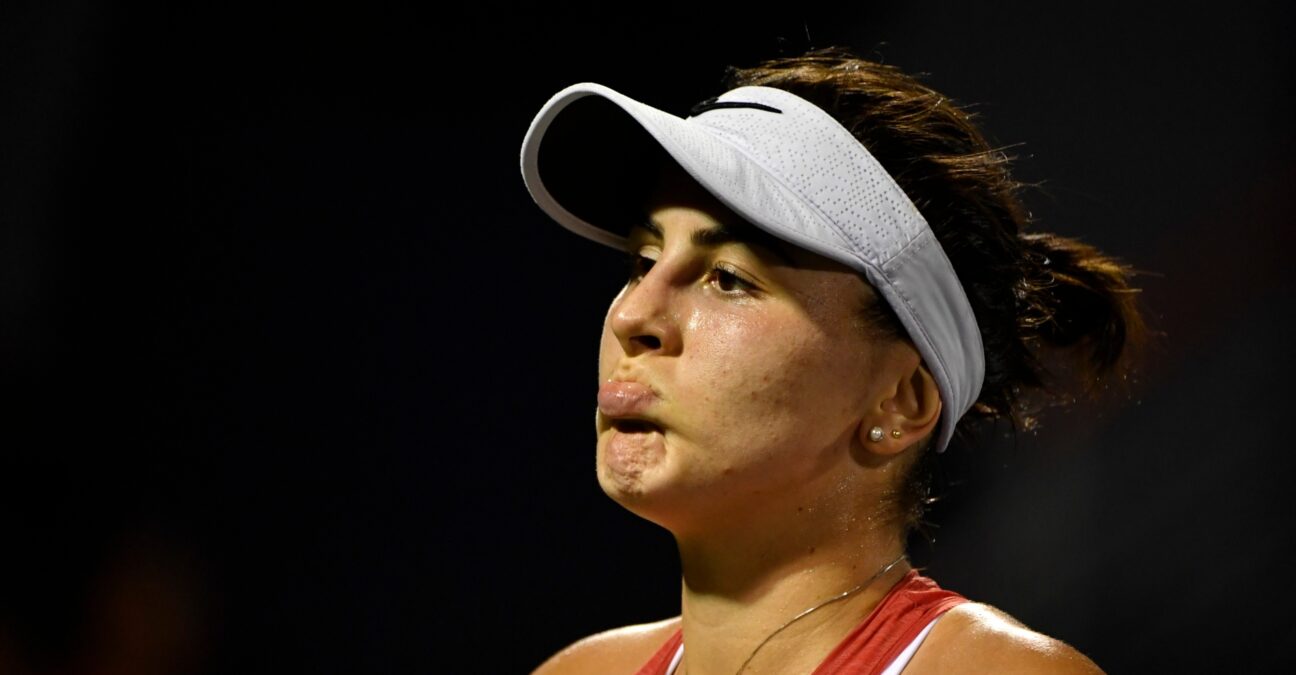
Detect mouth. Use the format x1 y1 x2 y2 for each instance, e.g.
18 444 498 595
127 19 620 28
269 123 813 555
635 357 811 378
608 417 663 435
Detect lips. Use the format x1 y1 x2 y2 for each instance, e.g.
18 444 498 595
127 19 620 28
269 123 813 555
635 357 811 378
598 380 658 419
598 380 665 435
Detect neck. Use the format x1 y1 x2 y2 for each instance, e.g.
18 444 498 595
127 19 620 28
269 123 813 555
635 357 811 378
672 488 909 675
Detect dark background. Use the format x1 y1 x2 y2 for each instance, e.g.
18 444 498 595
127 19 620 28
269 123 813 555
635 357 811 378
3 2 1293 673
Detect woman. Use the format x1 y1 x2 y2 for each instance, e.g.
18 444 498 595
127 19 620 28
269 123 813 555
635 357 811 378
519 47 1146 674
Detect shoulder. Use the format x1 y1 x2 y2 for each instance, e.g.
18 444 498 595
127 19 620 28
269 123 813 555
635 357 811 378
907 602 1104 674
531 616 682 675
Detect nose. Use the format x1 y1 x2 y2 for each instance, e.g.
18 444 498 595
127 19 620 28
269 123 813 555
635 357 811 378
608 263 682 357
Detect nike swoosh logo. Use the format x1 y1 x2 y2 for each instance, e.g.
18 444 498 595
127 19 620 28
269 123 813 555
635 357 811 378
688 98 783 117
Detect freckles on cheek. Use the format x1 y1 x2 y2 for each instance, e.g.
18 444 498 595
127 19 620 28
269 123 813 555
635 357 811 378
755 334 846 416
688 310 803 400
754 339 820 408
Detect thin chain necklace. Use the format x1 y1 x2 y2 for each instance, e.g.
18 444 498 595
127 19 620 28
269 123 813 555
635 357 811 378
676 553 908 675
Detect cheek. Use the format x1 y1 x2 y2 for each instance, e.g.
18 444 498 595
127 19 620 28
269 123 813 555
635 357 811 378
681 307 863 430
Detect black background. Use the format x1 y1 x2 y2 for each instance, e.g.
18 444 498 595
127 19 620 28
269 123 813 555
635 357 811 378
3 2 1294 673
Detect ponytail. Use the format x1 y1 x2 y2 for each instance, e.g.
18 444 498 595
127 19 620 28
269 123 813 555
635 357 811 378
1012 232 1151 412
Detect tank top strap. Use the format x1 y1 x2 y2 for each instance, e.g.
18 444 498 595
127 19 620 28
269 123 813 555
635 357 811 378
810 569 966 674
633 627 683 675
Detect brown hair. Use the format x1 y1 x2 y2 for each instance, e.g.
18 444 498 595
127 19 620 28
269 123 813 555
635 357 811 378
722 47 1155 533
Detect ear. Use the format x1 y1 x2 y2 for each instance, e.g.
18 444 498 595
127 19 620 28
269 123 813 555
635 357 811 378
857 343 943 457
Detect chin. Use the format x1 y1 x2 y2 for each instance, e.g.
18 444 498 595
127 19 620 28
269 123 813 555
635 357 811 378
595 461 677 526
596 427 665 491
596 457 651 500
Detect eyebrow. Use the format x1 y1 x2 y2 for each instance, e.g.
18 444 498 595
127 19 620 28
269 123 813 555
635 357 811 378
635 217 797 266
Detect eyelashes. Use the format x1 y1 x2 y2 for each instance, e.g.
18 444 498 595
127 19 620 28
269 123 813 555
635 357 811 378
711 263 757 293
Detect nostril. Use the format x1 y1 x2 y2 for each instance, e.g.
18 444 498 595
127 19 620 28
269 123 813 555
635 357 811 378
632 335 662 350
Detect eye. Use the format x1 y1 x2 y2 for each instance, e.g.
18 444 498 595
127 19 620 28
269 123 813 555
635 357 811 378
710 263 757 294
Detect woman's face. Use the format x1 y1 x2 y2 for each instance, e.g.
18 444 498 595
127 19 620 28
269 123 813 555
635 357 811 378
595 168 904 530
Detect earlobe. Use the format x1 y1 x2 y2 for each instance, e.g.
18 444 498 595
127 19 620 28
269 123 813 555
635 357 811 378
859 421 908 457
863 361 942 455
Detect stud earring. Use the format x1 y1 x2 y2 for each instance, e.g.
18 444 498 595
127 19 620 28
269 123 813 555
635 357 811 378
891 429 902 439
868 426 884 442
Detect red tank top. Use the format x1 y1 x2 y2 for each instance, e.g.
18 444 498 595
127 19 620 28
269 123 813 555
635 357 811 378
633 570 965 675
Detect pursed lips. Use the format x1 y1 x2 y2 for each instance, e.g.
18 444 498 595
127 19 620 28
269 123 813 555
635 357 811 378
597 379 664 432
